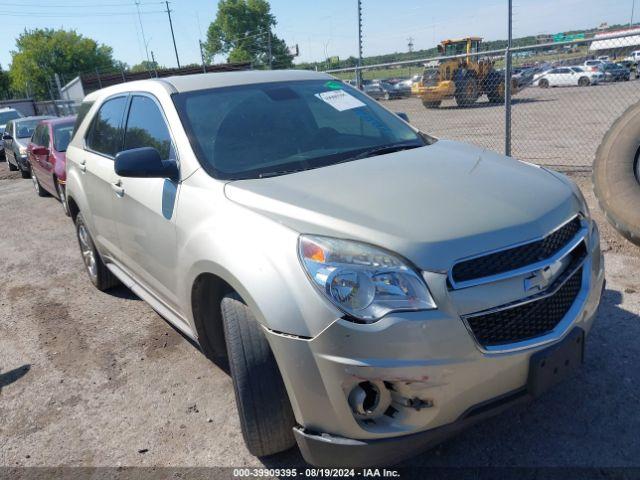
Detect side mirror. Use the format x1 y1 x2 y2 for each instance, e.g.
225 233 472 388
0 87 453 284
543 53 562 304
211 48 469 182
32 146 49 156
114 147 178 180
396 112 410 122
2 132 11 140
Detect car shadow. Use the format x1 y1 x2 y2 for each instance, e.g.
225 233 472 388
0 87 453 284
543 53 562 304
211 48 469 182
0 364 31 393
437 97 553 110
107 284 142 300
256 287 640 472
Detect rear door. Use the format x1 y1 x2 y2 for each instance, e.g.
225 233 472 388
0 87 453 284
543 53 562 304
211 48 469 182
4 121 14 163
112 93 180 310
82 95 128 259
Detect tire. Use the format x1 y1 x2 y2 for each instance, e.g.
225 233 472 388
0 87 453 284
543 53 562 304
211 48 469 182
593 101 640 246
454 74 480 107
538 78 550 88
578 76 590 87
485 71 505 103
31 169 48 197
20 167 31 179
384 92 390 101
75 213 121 290
422 100 441 109
221 292 296 457
56 181 70 216
7 156 17 171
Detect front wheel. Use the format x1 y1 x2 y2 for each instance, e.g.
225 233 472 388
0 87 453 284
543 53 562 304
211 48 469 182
20 165 30 179
7 157 18 171
221 292 296 457
593 101 640 246
538 78 550 88
578 76 590 87
422 100 441 109
31 169 48 197
75 213 120 290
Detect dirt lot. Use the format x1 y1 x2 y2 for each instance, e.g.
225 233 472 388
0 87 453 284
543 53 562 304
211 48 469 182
1 151 640 472
388 80 640 170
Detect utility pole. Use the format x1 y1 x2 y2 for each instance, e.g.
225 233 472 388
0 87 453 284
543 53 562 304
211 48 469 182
199 40 206 73
631 0 636 26
356 0 363 89
135 0 151 63
165 1 180 68
407 36 414 53
268 31 273 69
151 50 158 77
504 0 513 157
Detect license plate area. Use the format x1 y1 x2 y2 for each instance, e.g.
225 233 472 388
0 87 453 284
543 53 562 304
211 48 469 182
527 328 584 398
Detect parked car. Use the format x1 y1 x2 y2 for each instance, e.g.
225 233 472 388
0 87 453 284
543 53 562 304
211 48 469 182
0 107 22 159
27 116 76 214
392 78 413 96
511 67 537 87
533 66 602 87
3 116 53 178
364 81 402 100
584 59 606 72
66 70 604 467
600 62 630 82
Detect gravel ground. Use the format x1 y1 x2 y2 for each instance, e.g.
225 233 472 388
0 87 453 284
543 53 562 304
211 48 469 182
0 154 639 473
387 80 640 170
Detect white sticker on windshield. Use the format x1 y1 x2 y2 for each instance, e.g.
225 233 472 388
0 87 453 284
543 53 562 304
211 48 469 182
315 89 366 111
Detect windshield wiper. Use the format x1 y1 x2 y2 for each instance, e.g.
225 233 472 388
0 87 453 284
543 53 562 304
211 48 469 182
258 168 308 178
349 142 422 161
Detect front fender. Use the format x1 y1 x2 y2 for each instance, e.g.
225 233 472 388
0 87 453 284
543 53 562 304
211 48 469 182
176 177 341 339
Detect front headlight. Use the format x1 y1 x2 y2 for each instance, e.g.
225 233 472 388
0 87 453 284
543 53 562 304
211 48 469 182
19 146 27 155
298 235 436 323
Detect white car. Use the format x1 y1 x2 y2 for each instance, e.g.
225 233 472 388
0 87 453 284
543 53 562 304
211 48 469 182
584 59 606 72
534 66 602 88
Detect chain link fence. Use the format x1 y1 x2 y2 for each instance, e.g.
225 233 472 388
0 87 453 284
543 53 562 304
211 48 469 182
326 30 640 173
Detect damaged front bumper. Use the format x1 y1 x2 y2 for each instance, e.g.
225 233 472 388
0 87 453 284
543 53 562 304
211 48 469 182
264 224 605 467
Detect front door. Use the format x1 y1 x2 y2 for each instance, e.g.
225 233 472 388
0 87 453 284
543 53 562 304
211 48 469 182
81 94 129 259
112 94 181 311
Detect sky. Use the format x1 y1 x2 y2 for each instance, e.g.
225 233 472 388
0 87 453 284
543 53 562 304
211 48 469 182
0 0 636 77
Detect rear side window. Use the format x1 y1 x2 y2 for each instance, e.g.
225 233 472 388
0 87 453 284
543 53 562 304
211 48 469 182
42 126 50 148
32 125 43 145
123 95 173 160
53 124 74 152
73 101 94 135
86 96 127 157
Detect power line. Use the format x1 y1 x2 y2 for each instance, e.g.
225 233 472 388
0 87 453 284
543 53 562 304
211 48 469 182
1 10 165 17
135 0 151 63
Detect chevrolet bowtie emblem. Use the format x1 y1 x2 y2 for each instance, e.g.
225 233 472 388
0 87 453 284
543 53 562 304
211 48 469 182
524 257 567 293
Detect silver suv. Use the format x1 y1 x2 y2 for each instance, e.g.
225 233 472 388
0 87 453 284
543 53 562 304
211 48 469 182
66 70 605 467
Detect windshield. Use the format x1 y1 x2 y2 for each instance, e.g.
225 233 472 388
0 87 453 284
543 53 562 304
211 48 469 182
53 123 74 152
173 80 426 180
0 110 21 125
15 119 41 138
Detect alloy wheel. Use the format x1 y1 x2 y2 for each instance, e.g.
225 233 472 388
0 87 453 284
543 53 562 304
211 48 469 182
31 170 40 194
78 223 98 281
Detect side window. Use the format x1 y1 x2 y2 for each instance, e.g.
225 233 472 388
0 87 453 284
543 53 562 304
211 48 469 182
42 127 50 147
86 96 127 157
31 125 41 145
73 100 95 136
123 95 174 160
5 121 12 137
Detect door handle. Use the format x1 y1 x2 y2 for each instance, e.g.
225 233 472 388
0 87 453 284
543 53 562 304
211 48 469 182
111 180 125 196
79 159 87 173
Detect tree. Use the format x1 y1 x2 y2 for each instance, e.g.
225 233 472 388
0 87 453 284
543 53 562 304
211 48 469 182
0 65 11 99
204 0 293 69
130 60 163 73
9 28 116 99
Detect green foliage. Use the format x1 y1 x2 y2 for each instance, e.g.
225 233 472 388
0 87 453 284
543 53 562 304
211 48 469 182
0 65 12 99
204 0 293 69
130 60 163 73
9 28 116 99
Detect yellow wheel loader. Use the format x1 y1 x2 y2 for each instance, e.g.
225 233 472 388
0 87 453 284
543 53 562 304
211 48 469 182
412 37 518 108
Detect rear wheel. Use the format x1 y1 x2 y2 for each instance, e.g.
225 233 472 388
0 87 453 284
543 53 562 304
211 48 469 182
593 101 640 246
454 74 480 107
578 76 590 87
485 71 505 103
56 181 70 216
538 78 550 88
31 169 48 197
221 292 296 457
75 213 120 290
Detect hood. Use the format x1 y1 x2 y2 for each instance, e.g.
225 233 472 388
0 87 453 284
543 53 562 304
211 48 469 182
224 140 580 272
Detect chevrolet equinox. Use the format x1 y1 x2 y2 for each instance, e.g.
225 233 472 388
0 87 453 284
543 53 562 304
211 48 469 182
65 70 605 467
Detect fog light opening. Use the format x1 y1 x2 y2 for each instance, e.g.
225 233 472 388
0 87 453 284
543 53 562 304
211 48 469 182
349 381 380 416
